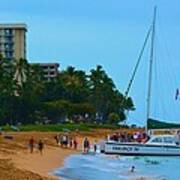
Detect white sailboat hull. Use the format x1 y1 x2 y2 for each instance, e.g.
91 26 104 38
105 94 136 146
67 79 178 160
104 141 180 156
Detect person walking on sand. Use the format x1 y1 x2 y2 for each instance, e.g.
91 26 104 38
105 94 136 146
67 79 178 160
93 140 97 154
73 137 78 150
29 137 35 153
69 137 73 148
83 137 90 154
38 139 44 155
54 134 59 145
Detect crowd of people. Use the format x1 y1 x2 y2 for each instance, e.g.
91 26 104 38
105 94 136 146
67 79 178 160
54 134 97 154
108 132 150 143
27 131 150 155
29 131 149 156
28 133 98 156
54 134 78 149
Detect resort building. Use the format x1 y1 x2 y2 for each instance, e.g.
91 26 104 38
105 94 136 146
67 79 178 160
0 23 27 60
0 23 60 82
31 62 60 82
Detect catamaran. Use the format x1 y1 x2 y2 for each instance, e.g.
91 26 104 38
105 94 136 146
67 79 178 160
103 6 180 156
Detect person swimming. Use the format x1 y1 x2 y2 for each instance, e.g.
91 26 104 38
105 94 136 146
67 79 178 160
131 166 135 173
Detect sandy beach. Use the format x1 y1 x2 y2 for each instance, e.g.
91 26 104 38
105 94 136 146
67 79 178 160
0 130 110 180
0 128 142 179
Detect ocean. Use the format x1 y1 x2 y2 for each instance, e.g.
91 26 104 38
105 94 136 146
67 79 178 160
53 153 180 180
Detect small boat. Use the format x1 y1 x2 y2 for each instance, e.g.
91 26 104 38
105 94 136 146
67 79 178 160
104 135 180 156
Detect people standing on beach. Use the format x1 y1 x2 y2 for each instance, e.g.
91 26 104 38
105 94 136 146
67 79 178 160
73 137 78 150
60 134 68 148
83 137 90 154
29 137 35 153
54 134 59 145
38 139 44 155
93 140 97 153
69 137 73 148
64 135 68 148
59 134 63 146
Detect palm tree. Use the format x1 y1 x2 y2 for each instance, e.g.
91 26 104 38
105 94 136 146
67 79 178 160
14 58 29 86
60 66 89 103
0 56 17 125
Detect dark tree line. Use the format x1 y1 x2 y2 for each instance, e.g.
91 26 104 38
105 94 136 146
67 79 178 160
0 56 135 125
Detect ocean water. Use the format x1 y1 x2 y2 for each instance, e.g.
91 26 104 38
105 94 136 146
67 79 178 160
53 154 180 180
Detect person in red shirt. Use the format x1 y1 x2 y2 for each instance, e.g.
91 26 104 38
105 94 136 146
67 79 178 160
29 137 35 153
73 137 78 150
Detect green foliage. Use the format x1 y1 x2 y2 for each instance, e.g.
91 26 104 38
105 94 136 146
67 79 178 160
148 118 180 129
107 113 120 124
0 57 135 125
1 123 124 132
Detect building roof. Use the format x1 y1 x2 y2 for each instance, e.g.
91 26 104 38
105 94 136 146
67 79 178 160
31 62 60 67
0 23 27 31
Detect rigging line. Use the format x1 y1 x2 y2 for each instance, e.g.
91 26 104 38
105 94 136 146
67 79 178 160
157 14 178 88
154 35 168 120
156 30 177 122
156 15 179 121
157 28 177 92
122 25 152 105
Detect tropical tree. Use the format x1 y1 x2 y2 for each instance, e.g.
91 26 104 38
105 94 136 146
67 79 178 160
0 56 17 124
0 57 135 125
108 113 120 124
89 65 135 123
14 58 29 86
59 66 89 103
14 63 45 124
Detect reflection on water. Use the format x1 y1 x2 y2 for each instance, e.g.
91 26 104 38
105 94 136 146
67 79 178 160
53 154 180 180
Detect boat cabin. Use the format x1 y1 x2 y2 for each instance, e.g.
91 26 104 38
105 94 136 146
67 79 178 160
146 135 179 146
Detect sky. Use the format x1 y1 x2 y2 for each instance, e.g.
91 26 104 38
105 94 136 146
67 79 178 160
0 0 180 126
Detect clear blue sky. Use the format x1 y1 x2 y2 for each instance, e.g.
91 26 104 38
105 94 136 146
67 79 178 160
1 0 180 126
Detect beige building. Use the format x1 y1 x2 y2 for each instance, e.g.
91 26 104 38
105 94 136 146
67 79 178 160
31 63 60 82
0 23 27 60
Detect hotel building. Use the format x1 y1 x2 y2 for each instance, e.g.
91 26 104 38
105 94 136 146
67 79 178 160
0 23 27 60
31 63 60 82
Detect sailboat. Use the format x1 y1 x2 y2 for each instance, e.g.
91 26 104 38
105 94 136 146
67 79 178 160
103 6 180 156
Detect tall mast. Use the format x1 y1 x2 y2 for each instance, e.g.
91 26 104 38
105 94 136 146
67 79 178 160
146 6 157 132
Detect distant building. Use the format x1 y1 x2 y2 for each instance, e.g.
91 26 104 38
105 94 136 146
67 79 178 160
31 63 60 82
0 23 27 60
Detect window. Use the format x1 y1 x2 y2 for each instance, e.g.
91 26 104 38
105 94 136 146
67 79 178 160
4 44 8 49
163 137 174 144
5 51 13 59
50 66 55 69
43 66 48 69
4 43 13 50
5 36 13 42
50 72 55 75
4 29 13 36
152 137 162 143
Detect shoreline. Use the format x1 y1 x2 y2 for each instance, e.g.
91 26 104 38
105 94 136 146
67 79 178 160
13 146 78 179
0 131 105 179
